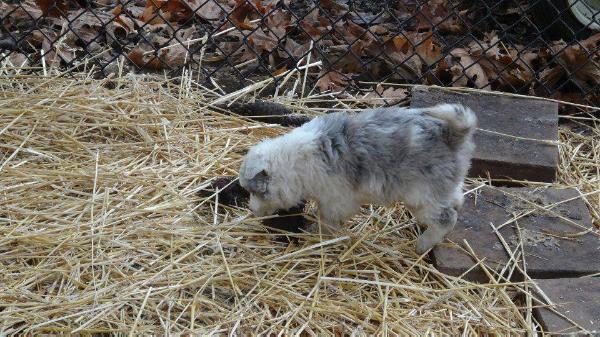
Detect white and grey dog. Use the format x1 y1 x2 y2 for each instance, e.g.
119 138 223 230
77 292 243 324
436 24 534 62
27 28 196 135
239 104 477 254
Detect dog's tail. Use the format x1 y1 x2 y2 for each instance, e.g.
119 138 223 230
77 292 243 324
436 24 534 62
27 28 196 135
422 104 477 149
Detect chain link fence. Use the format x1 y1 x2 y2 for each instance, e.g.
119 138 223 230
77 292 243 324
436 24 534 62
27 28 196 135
1 0 599 108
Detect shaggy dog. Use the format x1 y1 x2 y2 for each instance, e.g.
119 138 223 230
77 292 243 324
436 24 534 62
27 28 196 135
239 104 477 254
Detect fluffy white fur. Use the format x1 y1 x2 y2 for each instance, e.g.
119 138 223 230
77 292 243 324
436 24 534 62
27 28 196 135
239 104 477 254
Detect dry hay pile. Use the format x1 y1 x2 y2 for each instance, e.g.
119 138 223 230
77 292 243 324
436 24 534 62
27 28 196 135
0 72 598 335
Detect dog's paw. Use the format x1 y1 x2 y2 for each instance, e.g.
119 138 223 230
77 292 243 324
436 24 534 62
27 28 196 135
415 235 436 255
306 221 343 236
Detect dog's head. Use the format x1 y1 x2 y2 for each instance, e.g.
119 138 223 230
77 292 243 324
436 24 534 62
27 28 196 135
239 123 326 218
239 152 273 216
239 144 294 217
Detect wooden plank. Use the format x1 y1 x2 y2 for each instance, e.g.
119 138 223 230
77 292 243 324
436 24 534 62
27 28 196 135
410 87 559 182
432 186 598 282
534 278 600 335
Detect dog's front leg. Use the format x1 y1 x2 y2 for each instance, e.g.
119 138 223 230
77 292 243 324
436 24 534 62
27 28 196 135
307 198 360 235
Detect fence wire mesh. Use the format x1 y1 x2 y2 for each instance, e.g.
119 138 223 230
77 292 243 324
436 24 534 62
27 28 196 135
1 0 599 107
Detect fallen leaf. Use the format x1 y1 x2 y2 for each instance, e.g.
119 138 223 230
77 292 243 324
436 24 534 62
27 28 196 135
163 26 196 67
479 31 502 56
580 32 600 51
438 12 465 34
520 51 539 70
316 70 349 92
280 38 310 60
35 0 68 17
349 10 388 25
236 28 278 62
449 63 468 87
427 57 452 85
113 17 137 40
368 24 392 35
320 0 348 16
64 10 110 46
138 0 205 24
122 2 146 18
299 9 331 39
7 53 29 67
536 33 600 95
139 0 170 24
349 39 374 58
385 35 410 55
230 0 258 30
248 29 278 53
128 44 163 70
218 38 246 61
239 47 256 63
382 34 424 78
271 66 287 76
108 6 139 42
415 33 441 66
450 48 489 89
1 2 43 28
151 0 226 23
363 84 408 105
111 4 123 15
380 87 407 103
25 30 47 49
299 20 324 39
415 0 450 31
40 30 76 66
343 21 374 45
191 0 227 20
265 9 291 39
127 26 197 70
165 0 195 22
314 43 360 73
461 31 535 90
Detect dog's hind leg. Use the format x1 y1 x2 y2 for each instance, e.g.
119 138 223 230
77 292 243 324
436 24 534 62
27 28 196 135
412 204 458 255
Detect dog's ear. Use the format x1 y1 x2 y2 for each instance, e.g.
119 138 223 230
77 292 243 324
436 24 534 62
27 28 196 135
319 136 335 163
240 154 270 194
247 169 269 194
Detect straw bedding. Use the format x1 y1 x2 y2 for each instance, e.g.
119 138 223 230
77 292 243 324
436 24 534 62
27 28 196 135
0 72 598 335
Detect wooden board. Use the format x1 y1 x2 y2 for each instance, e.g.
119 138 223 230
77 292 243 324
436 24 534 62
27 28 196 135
432 186 598 282
410 87 559 182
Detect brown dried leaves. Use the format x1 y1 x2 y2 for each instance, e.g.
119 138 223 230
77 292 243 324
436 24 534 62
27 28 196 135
8 0 600 104
128 26 196 69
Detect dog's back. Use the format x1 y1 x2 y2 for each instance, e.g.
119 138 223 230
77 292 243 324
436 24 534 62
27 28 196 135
307 106 476 205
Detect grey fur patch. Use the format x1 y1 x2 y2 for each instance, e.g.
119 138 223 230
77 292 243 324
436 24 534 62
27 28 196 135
439 207 457 228
239 159 269 195
246 170 268 195
314 107 469 202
